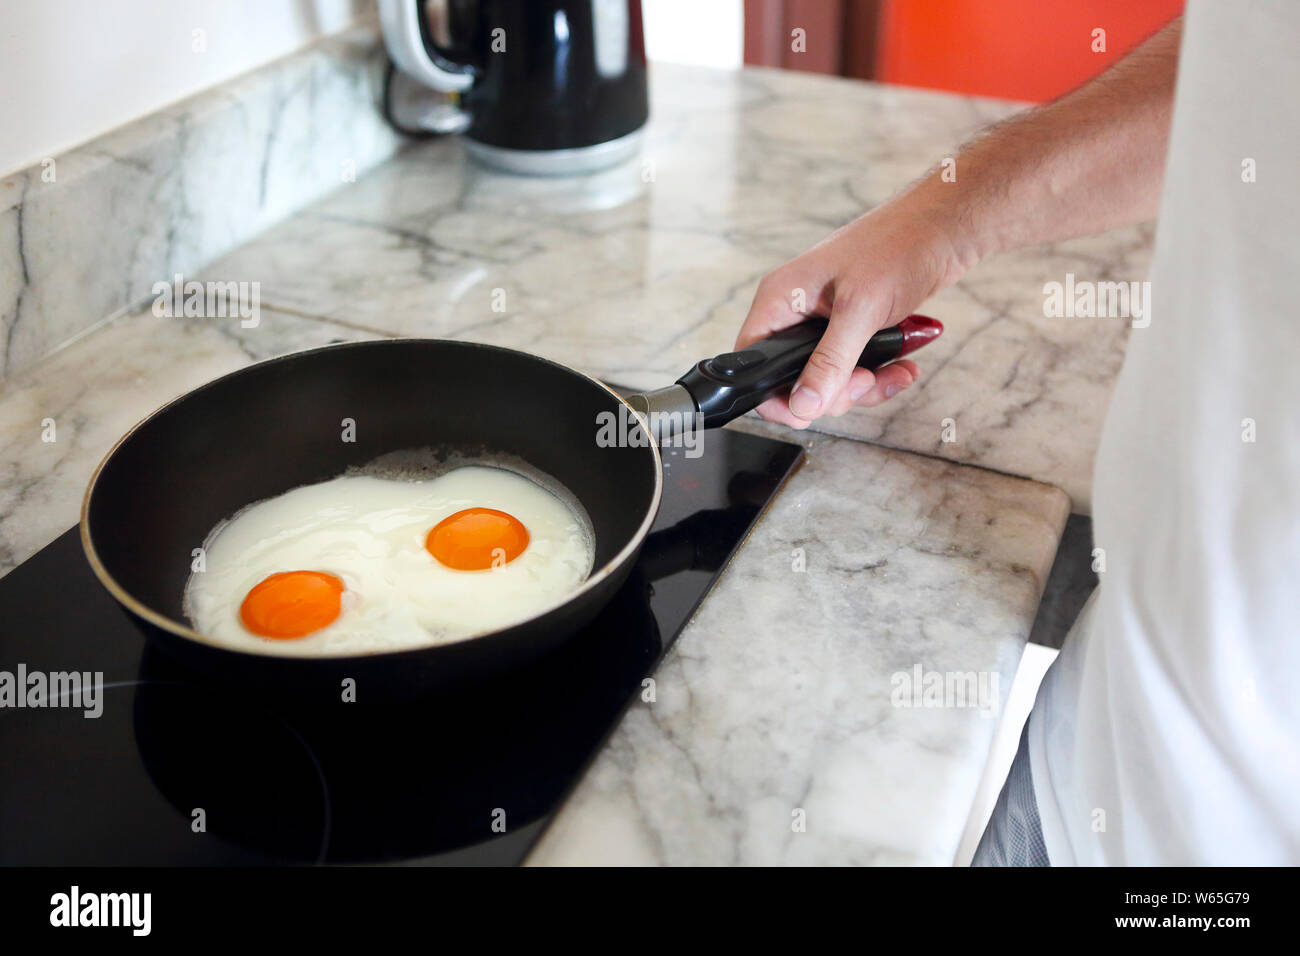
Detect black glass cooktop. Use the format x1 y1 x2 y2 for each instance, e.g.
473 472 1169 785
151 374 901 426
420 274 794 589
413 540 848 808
0 427 801 866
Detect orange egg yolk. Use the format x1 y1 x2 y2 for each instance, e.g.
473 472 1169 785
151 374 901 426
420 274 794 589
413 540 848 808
425 508 529 570
240 570 344 638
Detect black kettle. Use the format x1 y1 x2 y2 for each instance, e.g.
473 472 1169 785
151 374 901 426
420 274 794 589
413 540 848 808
378 0 649 175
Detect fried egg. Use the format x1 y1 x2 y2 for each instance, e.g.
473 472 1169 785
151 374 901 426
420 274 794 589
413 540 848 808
183 465 595 655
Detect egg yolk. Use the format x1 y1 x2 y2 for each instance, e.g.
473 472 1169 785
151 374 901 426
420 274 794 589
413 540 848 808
240 570 344 638
425 508 529 570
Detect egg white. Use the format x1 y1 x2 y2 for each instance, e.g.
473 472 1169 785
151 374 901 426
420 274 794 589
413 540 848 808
184 466 595 655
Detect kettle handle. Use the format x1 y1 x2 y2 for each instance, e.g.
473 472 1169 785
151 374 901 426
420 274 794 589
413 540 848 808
378 0 476 94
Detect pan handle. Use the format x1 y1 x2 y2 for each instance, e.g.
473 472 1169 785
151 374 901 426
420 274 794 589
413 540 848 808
629 314 942 433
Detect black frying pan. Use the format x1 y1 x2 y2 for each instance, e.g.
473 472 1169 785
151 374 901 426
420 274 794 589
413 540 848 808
81 315 940 697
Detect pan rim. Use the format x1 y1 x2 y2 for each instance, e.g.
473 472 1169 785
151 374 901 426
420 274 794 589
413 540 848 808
80 337 665 660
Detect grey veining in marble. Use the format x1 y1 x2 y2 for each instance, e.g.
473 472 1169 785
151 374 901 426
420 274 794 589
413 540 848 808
196 63 1151 511
0 26 402 378
529 417 1069 866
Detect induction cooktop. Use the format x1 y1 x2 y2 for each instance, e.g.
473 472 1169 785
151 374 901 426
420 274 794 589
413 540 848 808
0 426 802 865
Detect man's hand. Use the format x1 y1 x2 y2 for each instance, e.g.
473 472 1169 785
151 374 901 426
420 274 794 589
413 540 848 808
735 187 976 428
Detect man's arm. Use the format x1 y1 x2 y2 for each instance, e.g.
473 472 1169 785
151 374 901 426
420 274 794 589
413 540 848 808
737 17 1182 427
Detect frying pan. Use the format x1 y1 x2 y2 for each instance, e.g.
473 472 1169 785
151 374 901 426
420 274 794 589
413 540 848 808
81 315 940 698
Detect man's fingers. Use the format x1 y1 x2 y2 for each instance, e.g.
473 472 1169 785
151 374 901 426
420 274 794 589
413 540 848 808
824 362 918 415
735 274 798 349
788 291 883 420
753 395 813 429
734 268 830 349
760 359 920 422
826 367 879 416
847 361 919 409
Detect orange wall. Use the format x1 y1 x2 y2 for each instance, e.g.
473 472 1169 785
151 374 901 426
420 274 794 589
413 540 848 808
876 0 1184 102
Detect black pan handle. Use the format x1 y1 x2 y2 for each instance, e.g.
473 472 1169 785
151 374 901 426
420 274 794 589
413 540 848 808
673 314 942 429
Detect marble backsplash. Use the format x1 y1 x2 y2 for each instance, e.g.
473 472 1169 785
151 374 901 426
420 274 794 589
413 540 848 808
0 25 403 378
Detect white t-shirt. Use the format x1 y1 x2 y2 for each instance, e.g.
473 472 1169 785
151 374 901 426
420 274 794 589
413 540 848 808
1029 0 1300 865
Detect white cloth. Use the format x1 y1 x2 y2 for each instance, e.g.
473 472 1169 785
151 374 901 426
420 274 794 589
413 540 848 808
1029 0 1300 865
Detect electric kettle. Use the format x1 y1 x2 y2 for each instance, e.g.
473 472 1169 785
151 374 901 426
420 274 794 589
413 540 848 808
378 0 650 175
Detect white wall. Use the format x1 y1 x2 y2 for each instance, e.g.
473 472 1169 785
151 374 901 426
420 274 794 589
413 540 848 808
0 0 744 178
643 0 743 70
0 0 369 176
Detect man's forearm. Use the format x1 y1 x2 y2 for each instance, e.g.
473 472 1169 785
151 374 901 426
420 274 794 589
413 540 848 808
909 16 1183 266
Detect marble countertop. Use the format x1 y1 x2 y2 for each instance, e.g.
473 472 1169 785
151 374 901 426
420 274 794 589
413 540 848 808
531 416 1067 865
0 60 1087 864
